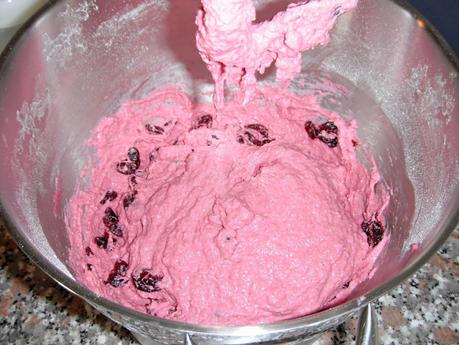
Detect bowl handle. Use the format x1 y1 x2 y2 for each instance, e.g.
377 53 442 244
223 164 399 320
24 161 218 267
355 303 379 345
185 334 195 345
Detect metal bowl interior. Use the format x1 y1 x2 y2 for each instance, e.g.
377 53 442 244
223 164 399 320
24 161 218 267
0 0 458 344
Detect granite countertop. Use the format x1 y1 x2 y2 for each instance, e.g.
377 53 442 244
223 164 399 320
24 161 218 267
0 216 458 345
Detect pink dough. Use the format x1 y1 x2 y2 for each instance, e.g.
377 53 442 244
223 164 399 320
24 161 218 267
66 86 388 325
66 0 389 326
196 0 358 107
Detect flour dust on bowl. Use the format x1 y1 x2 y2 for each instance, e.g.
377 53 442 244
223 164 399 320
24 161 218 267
0 0 458 344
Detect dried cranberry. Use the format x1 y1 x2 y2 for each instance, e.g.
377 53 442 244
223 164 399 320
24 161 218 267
109 223 123 237
129 176 137 189
318 121 338 134
245 123 269 138
103 207 119 227
128 147 140 168
304 120 339 148
145 124 165 135
304 121 319 139
318 121 339 148
319 136 338 148
87 264 93 271
116 147 141 175
361 218 384 247
132 270 163 292
123 191 137 208
237 123 274 147
168 305 178 315
116 161 137 175
85 246 94 256
95 234 108 249
342 280 351 289
242 133 274 147
194 114 213 129
334 6 342 16
100 191 118 205
106 260 129 287
102 207 123 237
352 140 358 147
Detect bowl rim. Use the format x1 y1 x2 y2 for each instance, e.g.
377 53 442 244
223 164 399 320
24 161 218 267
0 0 458 337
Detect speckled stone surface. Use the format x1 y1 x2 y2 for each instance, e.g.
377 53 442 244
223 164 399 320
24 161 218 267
1 216 458 345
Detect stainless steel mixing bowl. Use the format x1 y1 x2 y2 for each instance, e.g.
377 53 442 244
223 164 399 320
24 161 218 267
0 0 458 344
